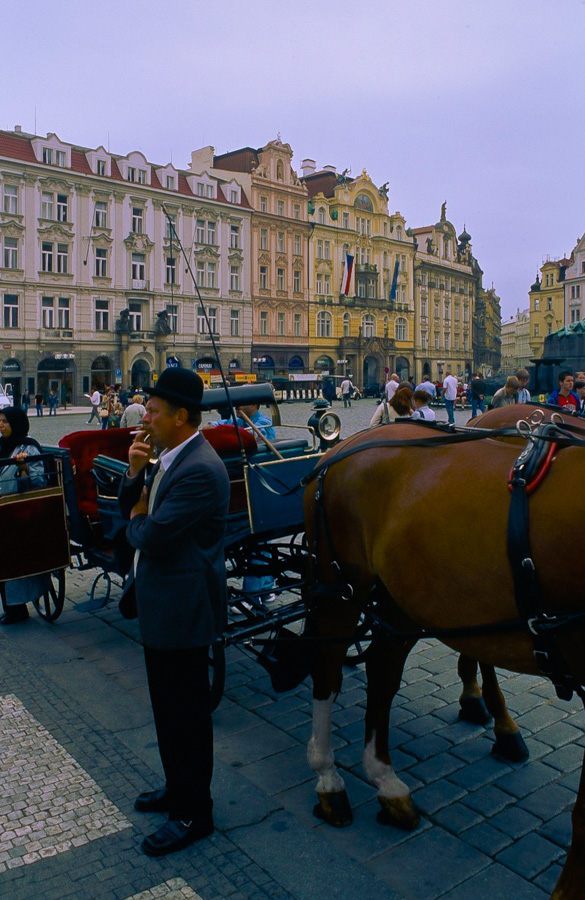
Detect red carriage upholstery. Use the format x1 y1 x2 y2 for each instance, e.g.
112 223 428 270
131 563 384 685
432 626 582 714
202 424 257 457
58 428 135 518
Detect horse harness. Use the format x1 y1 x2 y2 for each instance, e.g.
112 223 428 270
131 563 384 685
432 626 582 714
307 416 585 703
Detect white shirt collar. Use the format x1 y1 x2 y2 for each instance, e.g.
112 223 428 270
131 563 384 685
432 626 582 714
158 430 200 472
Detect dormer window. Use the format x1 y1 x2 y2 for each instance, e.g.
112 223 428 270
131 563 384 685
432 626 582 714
42 148 52 165
166 175 175 190
230 190 238 204
137 169 146 185
55 150 66 167
128 167 136 182
97 159 106 176
197 183 204 197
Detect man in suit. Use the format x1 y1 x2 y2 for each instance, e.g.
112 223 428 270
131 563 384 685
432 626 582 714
119 367 229 857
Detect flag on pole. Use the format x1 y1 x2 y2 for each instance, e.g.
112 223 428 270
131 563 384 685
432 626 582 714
389 260 400 301
341 253 354 296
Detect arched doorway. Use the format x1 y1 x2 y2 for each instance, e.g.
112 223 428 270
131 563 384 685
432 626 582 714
288 355 305 372
362 355 379 386
313 355 334 374
396 356 410 382
131 358 151 389
91 356 113 392
254 354 275 378
2 358 22 406
422 360 432 379
38 356 75 404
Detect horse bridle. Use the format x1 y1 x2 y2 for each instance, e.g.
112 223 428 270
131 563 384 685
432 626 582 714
308 414 585 703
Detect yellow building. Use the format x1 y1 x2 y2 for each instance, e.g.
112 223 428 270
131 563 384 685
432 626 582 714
528 258 568 359
302 163 415 386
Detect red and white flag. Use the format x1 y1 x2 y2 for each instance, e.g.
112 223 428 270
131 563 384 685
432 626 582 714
341 253 354 296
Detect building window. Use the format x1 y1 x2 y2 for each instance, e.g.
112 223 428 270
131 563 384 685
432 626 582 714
362 314 375 338
56 243 68 274
197 306 206 334
3 237 18 269
58 297 70 329
324 241 331 261
293 270 301 293
95 298 109 331
56 194 68 222
196 219 205 244
166 304 178 332
97 159 106 176
421 297 427 317
129 301 142 331
571 284 581 299
318 207 326 224
343 312 350 337
95 248 107 277
444 332 450 351
42 296 55 328
570 307 580 323
534 323 540 336
342 212 349 229
206 184 213 199
434 302 440 319
132 207 143 234
41 242 53 272
316 240 323 259
207 262 216 289
41 191 54 219
260 310 268 335
127 166 136 183
207 220 216 245
196 261 205 285
3 184 18 214
208 305 218 332
230 308 240 336
260 265 268 289
324 274 331 295
136 169 146 185
230 225 240 249
55 150 66 167
260 195 267 213
276 160 284 181
277 268 285 291
166 257 176 284
534 298 540 311
294 234 301 256
278 312 285 335
395 317 407 341
260 228 267 250
547 322 553 335
131 252 145 280
230 265 240 291
358 281 366 299
316 273 323 294
547 297 552 310
316 310 332 338
294 313 301 336
434 332 439 349
3 293 18 328
94 201 108 228
42 148 53 165
294 204 300 220
166 175 175 190
229 189 238 203
277 200 284 216
421 330 428 350
277 231 285 252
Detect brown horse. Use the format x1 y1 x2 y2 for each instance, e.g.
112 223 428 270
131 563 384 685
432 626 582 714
304 413 585 900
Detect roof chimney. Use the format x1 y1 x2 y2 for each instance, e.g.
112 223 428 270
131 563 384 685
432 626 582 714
14 125 22 133
323 165 337 174
301 159 316 176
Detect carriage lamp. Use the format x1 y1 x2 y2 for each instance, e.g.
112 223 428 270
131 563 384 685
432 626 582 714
307 400 341 451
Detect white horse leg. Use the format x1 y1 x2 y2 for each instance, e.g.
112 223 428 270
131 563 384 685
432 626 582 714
308 694 352 826
363 732 419 830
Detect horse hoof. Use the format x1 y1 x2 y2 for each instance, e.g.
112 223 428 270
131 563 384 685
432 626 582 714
458 696 492 725
376 794 420 831
313 791 353 828
491 732 529 763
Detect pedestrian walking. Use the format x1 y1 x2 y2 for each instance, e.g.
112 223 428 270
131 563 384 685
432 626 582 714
48 390 58 416
34 392 44 417
21 389 30 414
341 376 354 408
469 373 487 418
86 387 102 424
442 371 458 424
118 367 229 857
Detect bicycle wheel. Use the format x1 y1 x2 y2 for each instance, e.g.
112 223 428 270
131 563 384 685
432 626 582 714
33 569 66 622
209 642 226 712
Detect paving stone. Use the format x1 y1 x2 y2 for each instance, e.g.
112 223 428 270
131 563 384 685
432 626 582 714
412 779 468 815
517 783 576 820
462 822 515 855
215 721 297 767
538 809 573 849
399 732 453 761
433 802 484 835
408 751 466 785
496 832 565 879
488 805 542 838
439 862 548 899
449 755 512 791
462 784 516 817
494 760 562 799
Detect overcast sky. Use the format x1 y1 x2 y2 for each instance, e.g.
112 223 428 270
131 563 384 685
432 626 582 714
3 0 584 320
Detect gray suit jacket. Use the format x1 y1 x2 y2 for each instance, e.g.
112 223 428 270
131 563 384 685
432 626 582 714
119 434 230 650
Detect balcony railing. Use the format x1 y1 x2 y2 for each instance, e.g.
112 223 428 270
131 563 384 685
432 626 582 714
131 279 150 290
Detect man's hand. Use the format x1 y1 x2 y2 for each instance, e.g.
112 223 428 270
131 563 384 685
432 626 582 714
130 485 149 519
128 431 151 478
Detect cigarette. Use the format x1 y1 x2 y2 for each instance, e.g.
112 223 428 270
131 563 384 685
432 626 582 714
130 430 151 444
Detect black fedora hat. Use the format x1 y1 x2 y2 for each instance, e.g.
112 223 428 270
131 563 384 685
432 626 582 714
146 367 203 410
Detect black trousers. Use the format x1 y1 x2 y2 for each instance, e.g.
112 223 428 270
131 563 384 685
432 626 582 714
143 645 213 823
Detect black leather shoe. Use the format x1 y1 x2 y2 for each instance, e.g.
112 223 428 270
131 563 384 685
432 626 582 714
0 605 29 625
141 818 213 857
134 788 170 813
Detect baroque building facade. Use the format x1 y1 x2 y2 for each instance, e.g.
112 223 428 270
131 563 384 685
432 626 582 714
0 127 253 402
198 140 311 380
474 287 502 375
302 162 414 384
528 257 568 359
411 208 481 382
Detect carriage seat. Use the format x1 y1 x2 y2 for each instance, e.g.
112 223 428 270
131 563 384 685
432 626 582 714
58 428 135 519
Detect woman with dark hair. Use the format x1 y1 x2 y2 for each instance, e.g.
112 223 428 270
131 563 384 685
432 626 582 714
0 408 48 624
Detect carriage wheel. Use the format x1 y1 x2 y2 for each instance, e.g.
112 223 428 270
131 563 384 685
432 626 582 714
345 613 372 665
33 569 66 622
209 642 226 713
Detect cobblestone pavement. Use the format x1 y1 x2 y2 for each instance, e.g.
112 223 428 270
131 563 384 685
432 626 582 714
0 401 582 899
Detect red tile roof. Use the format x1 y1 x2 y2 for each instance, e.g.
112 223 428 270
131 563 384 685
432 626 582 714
302 170 338 198
0 132 37 163
71 148 93 175
213 148 259 173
